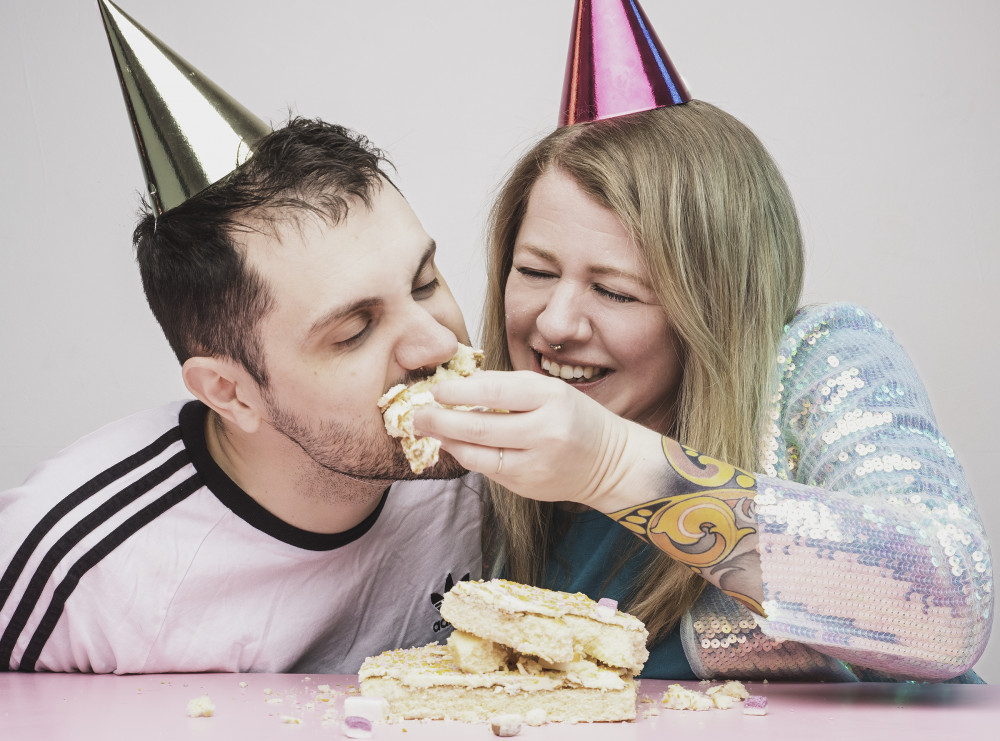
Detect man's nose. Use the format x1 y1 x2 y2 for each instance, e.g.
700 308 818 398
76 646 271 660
395 306 459 372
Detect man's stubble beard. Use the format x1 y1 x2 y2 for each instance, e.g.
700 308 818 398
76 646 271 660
263 392 467 495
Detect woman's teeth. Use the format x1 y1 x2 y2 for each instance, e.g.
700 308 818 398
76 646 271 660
540 356 606 381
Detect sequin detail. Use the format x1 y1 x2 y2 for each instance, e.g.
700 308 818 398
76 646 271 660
687 304 992 681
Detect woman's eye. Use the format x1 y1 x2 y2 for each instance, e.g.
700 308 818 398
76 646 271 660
594 284 636 303
412 277 440 299
515 266 555 280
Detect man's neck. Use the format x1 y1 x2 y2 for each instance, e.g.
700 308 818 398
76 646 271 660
202 410 387 534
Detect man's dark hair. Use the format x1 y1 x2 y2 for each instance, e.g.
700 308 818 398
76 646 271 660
133 117 392 387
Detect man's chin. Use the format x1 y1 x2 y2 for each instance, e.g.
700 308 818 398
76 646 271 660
411 448 468 480
384 445 468 481
313 438 468 482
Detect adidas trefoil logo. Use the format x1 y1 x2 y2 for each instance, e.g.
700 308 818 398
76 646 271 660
430 571 470 633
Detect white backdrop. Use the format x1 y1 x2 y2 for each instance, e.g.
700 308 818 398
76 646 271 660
1 1 997 681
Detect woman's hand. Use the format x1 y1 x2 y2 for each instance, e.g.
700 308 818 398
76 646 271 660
414 370 663 512
420 370 765 611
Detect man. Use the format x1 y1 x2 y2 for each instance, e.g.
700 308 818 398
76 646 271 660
0 3 480 674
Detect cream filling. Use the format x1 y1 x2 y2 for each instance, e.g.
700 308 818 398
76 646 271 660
540 355 609 381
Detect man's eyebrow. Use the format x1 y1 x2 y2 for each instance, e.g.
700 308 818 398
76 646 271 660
304 297 382 344
303 240 438 344
516 243 650 288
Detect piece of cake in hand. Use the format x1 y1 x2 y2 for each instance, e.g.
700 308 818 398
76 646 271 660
377 343 484 473
440 579 649 672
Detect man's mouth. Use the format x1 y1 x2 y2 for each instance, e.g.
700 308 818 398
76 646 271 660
538 353 610 384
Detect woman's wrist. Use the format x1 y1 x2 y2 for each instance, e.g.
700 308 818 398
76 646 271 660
598 433 766 614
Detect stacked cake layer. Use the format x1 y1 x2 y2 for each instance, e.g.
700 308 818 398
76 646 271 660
359 579 649 723
440 578 649 673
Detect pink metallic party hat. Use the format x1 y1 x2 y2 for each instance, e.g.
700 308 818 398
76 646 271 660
560 0 690 126
98 0 271 213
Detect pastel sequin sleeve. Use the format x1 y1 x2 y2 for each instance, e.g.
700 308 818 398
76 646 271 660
729 303 992 679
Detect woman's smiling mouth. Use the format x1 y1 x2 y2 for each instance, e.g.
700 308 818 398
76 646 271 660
537 351 611 383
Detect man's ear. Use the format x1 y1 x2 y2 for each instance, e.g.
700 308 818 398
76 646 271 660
182 356 263 434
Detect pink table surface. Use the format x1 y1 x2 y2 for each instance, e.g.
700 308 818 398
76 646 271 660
1 673 997 740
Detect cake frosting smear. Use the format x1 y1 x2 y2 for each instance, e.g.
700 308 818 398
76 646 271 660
377 343 484 474
359 579 650 723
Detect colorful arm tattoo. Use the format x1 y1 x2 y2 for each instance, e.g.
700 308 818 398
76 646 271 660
608 438 765 615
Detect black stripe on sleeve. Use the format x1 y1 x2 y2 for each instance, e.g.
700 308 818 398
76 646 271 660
0 450 191 668
0 426 183 616
18 474 204 672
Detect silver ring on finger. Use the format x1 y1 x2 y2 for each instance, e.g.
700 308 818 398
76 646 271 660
496 447 504 475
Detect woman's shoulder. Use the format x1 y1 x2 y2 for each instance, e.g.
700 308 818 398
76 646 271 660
785 302 894 333
779 302 899 353
772 302 919 400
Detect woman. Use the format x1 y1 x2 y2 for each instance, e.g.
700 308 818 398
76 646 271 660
416 99 992 682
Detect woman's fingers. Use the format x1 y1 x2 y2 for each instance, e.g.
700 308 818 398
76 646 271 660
416 370 578 451
430 370 563 413
414 405 511 450
431 436 516 479
413 368 642 509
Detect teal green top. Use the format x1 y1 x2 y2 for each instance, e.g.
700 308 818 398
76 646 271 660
542 508 694 680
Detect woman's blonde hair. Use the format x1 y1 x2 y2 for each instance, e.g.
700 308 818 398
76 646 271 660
482 100 804 641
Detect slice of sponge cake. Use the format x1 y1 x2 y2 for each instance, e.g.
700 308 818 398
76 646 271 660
359 579 649 724
440 579 649 673
359 643 637 723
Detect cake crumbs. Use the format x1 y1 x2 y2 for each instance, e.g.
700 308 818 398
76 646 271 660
711 694 735 710
661 680 751 712
524 708 547 726
706 680 749 701
186 695 215 718
490 713 523 737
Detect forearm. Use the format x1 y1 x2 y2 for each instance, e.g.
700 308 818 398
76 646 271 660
599 433 765 615
732 304 990 677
